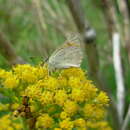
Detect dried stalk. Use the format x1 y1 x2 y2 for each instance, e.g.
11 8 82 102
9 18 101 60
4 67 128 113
32 0 47 31
31 0 53 58
100 0 120 38
122 104 130 130
117 0 130 62
43 1 57 19
0 31 25 65
112 32 125 123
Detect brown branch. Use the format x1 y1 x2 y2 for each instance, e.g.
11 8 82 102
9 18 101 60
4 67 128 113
100 0 119 38
0 31 25 65
66 0 99 82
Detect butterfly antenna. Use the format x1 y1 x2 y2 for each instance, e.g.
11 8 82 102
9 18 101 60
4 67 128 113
40 57 49 66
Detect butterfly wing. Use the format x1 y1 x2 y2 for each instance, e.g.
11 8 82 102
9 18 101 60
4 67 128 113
48 42 83 69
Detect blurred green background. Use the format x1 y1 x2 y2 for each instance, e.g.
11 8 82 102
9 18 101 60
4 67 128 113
0 0 130 129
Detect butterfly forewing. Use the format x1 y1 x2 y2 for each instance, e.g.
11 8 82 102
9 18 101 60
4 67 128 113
48 41 83 69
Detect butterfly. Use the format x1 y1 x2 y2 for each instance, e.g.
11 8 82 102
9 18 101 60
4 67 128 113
47 34 83 69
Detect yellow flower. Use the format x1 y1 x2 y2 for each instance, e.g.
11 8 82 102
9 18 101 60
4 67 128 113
25 85 42 99
60 111 68 119
43 76 59 90
83 81 98 101
68 77 82 88
13 64 43 83
30 105 36 112
86 121 98 128
21 70 37 83
35 80 45 88
0 103 9 111
54 128 62 130
71 88 85 102
54 90 68 106
13 124 22 129
3 76 19 89
97 121 111 128
61 67 85 80
36 114 54 129
59 118 73 129
35 66 48 79
0 114 22 130
11 103 19 110
0 64 111 129
86 121 112 130
74 118 86 128
40 91 54 104
77 128 87 130
83 104 106 120
64 100 78 115
0 69 7 79
58 76 67 87
96 91 110 106
0 69 16 82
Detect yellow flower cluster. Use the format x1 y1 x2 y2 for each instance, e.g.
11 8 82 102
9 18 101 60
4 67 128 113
13 64 48 83
36 114 54 129
0 64 111 130
87 121 112 130
0 103 9 111
0 114 22 130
